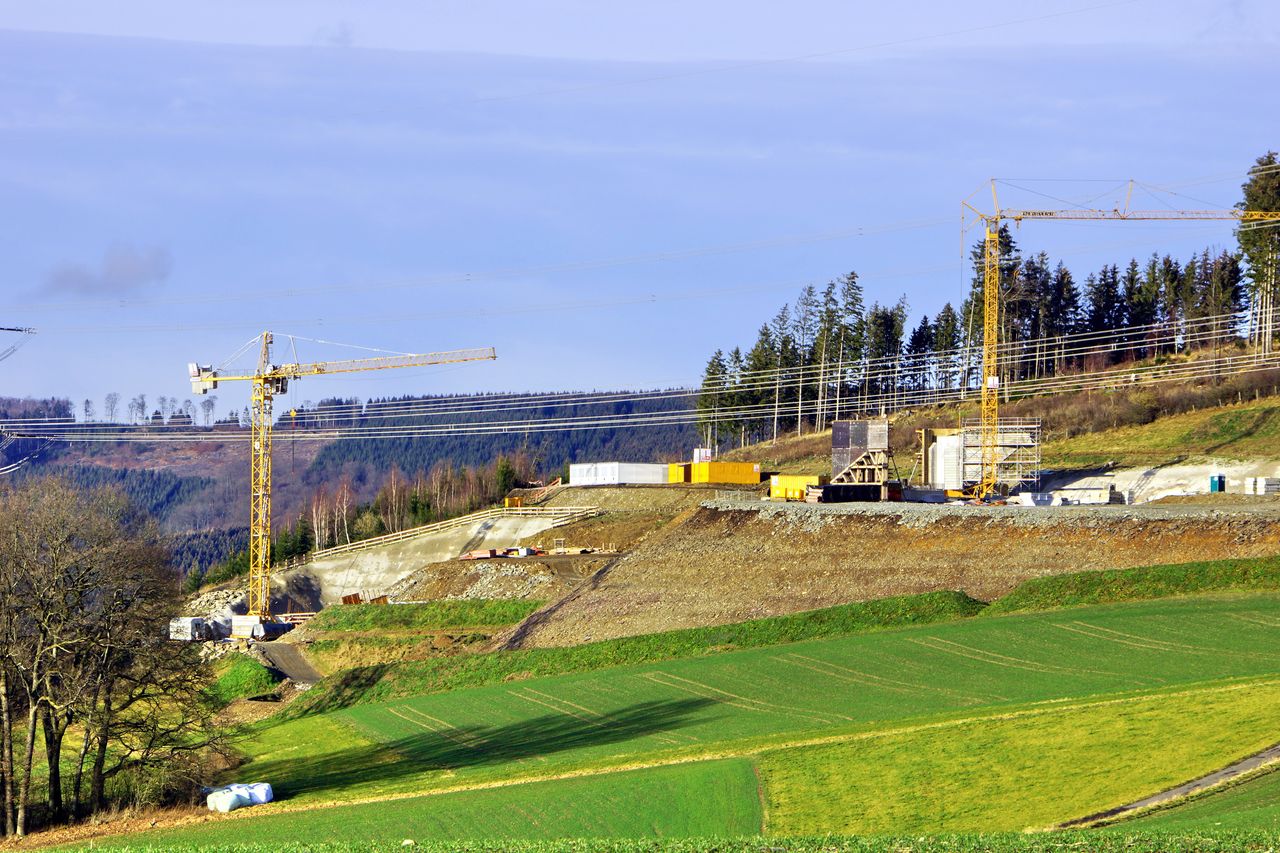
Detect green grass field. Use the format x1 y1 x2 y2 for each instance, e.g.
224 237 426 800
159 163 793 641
86 592 1280 850
291 590 985 714
759 678 1280 834
258 595 1280 806
76 832 1280 853
77 584 1280 845
1120 767 1280 832
87 760 762 848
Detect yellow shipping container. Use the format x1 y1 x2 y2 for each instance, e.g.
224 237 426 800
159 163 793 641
668 463 691 483
770 474 827 501
690 461 762 485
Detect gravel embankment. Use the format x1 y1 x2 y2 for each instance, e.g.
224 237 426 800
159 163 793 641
510 500 1280 648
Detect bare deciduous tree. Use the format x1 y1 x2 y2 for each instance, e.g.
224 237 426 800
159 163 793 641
0 478 226 837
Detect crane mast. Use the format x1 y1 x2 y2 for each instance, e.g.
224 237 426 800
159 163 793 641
965 182 1280 500
190 332 496 620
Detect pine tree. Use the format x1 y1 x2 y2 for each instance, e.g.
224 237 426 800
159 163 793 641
696 349 729 448
726 347 746 445
1084 264 1125 335
932 303 961 390
864 298 908 400
904 314 934 394
1120 258 1157 359
837 272 866 406
744 325 777 443
1238 152 1280 348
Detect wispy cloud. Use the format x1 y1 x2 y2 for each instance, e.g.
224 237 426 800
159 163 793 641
42 244 172 296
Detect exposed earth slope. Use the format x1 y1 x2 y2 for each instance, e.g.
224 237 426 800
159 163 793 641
508 500 1280 647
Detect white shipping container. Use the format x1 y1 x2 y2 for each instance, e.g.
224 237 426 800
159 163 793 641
569 462 670 486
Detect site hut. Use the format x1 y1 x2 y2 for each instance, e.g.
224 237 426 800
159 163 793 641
568 462 670 486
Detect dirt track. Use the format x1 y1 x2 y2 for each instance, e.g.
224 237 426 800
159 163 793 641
258 641 322 684
510 500 1280 648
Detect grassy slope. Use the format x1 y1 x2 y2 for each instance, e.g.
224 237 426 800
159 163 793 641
760 679 1280 834
1120 768 1280 832
211 654 281 704
303 600 547 675
308 600 544 632
1043 398 1280 469
90 760 762 848
986 555 1280 615
291 591 983 713
81 592 1280 847
256 596 1277 806
298 553 1280 713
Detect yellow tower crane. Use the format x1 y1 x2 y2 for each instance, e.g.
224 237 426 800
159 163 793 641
964 181 1280 500
189 333 496 620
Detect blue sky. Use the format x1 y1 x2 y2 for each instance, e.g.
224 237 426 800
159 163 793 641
0 0 1276 418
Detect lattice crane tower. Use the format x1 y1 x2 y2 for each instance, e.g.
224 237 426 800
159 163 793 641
190 332 496 620
963 180 1280 500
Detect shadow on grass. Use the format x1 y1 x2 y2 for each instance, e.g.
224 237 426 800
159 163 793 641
247 697 719 799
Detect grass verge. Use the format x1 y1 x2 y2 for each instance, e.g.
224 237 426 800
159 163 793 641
1119 765 1280 832
986 555 1280 615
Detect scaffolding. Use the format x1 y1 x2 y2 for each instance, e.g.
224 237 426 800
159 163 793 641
960 418 1041 493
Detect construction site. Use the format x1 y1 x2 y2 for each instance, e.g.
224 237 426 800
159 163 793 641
6 6 1280 846
134 184 1280 649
